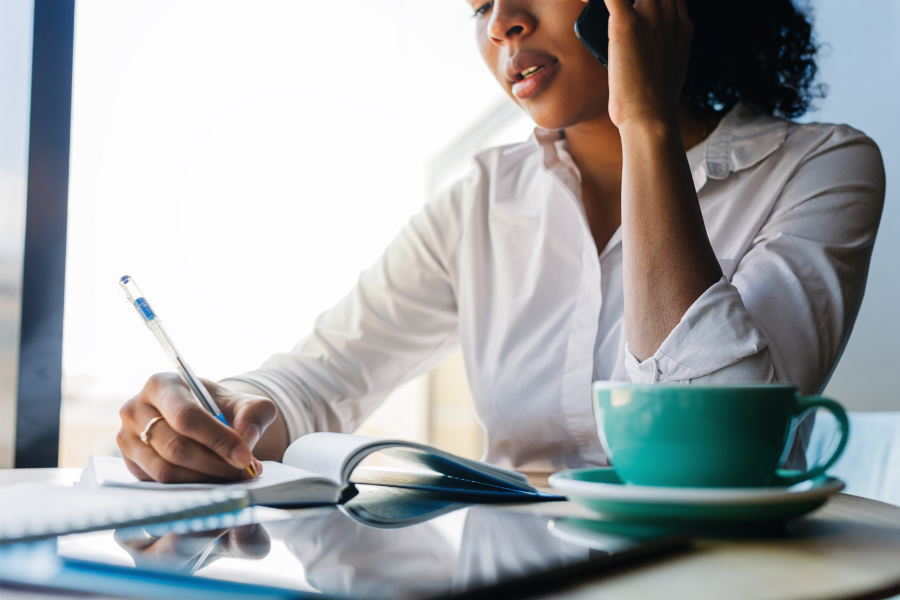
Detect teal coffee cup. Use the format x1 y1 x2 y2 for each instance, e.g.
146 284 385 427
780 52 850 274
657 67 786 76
591 383 849 488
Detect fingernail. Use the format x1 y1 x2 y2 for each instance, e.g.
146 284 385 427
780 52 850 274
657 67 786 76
230 446 251 468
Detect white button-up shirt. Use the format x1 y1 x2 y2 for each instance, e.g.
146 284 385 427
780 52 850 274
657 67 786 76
228 102 885 473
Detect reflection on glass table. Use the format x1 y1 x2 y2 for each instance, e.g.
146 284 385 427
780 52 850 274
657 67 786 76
114 523 271 576
29 484 690 600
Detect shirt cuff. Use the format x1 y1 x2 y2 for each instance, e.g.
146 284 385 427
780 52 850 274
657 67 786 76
624 277 770 384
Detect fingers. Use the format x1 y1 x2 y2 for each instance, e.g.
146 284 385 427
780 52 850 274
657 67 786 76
602 0 692 127
214 380 286 461
634 0 661 20
657 0 688 31
115 526 268 576
224 524 271 560
604 0 636 18
612 0 685 45
632 0 681 25
114 529 159 555
147 419 250 480
117 529 225 572
125 390 245 478
229 396 278 449
118 384 248 483
147 374 254 470
122 455 152 482
656 0 676 22
117 373 272 483
122 429 234 484
201 379 277 448
673 0 692 38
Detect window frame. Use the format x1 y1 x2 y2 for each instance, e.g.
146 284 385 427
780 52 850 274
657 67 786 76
14 0 76 468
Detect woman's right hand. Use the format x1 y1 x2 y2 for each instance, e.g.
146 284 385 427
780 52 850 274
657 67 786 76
115 524 271 574
117 373 278 483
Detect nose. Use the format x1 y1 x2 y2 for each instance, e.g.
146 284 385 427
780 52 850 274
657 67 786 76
487 1 535 46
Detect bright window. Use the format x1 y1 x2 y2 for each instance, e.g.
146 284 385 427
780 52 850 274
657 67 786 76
61 0 534 466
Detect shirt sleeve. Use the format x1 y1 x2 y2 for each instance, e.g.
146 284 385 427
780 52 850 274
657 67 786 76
625 124 886 395
222 179 469 443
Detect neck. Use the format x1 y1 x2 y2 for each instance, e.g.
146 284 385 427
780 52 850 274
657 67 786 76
563 100 718 187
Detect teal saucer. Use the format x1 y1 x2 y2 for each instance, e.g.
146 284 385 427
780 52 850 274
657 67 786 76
548 468 844 522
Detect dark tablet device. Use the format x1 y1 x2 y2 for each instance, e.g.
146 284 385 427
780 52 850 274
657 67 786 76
2 485 692 600
575 0 613 68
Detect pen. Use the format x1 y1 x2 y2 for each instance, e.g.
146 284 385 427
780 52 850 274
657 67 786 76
118 275 257 479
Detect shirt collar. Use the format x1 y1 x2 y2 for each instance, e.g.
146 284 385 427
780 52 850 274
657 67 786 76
690 101 789 187
525 101 789 190
530 127 564 167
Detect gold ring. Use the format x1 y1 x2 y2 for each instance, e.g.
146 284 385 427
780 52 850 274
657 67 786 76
140 416 165 445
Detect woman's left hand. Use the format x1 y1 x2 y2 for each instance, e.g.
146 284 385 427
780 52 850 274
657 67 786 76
579 1 721 362
583 0 693 129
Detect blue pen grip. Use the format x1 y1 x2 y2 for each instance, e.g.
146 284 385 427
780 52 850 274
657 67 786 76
214 413 231 427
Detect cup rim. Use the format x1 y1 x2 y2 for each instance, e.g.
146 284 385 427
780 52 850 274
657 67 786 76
591 381 798 392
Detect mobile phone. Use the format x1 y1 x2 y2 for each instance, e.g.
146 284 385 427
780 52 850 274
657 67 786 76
574 0 612 68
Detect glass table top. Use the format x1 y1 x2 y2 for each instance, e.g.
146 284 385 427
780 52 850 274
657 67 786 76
3 484 691 599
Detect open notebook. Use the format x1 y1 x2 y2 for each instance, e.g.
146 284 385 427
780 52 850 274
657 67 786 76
81 433 559 506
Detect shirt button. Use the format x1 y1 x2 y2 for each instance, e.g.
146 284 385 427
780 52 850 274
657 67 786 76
646 357 659 382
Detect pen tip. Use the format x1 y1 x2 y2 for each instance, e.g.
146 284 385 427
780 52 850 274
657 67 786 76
246 463 258 479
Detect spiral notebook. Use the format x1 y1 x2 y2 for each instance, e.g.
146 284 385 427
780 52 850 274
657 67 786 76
0 483 248 544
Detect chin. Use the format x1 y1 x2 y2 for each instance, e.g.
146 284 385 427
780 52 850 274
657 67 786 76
528 109 581 132
513 85 609 132
521 99 607 132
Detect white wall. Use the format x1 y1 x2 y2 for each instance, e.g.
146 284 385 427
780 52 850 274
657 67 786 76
812 0 900 411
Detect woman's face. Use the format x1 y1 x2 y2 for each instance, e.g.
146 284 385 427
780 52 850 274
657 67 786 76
470 0 611 130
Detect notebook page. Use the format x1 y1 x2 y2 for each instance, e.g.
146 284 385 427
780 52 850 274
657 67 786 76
82 456 326 492
282 433 533 491
282 433 384 483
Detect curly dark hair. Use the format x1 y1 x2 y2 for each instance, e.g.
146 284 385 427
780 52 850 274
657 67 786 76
683 0 825 119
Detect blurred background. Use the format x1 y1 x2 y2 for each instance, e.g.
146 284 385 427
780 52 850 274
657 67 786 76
1 0 897 470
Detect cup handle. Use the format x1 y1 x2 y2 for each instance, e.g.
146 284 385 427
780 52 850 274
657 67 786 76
772 396 849 486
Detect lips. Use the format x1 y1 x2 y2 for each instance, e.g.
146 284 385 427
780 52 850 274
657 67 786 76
504 51 559 100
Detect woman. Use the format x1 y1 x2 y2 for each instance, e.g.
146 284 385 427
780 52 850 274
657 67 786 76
117 0 885 481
